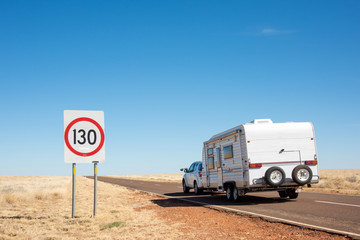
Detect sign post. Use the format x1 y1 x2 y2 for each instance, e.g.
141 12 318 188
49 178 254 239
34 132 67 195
64 110 105 218
72 163 76 218
93 161 98 217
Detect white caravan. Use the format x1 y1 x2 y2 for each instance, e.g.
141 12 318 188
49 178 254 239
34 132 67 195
200 119 319 200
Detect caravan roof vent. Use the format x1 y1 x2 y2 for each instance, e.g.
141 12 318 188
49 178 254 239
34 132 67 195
251 119 273 124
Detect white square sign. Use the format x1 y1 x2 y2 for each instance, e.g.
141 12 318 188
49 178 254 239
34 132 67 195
64 110 105 163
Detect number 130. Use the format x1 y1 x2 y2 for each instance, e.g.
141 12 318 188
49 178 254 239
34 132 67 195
73 129 97 145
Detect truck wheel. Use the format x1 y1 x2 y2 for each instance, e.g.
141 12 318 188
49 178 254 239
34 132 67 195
292 165 313 185
278 191 288 198
194 181 202 195
182 180 189 193
226 185 233 201
265 167 286 187
287 189 299 199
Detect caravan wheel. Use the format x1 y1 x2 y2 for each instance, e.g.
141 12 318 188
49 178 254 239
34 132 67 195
287 189 299 199
226 185 234 201
233 188 240 201
278 191 288 198
292 165 313 186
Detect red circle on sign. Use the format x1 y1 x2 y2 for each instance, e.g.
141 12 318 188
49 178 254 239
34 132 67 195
64 117 105 157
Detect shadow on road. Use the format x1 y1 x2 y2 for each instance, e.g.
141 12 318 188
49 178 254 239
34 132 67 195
164 191 222 197
152 192 290 208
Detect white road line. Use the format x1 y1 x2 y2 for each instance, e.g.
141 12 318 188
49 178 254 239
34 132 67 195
315 200 360 208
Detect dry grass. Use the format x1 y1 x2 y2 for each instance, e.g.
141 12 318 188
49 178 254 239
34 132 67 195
0 176 70 205
0 175 348 240
304 169 360 195
0 176 181 239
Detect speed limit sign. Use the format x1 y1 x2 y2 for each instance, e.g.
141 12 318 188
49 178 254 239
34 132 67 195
64 110 105 163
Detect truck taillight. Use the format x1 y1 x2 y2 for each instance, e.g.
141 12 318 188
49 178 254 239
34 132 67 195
249 163 262 168
305 160 318 165
199 172 202 177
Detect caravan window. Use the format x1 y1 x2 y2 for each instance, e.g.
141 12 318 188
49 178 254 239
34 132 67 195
216 147 221 168
223 145 233 159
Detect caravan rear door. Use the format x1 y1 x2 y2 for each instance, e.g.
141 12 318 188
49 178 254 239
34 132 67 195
216 147 223 189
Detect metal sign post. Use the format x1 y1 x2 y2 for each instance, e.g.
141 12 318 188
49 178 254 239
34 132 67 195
72 163 76 218
64 110 105 218
93 161 98 217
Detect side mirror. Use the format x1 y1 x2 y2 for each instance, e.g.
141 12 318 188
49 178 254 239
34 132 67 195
180 168 189 173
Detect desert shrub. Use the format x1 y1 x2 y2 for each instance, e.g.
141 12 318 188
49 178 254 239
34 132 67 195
2 193 25 204
100 221 125 230
35 192 49 200
4 193 16 204
51 192 64 199
346 176 357 183
325 177 344 189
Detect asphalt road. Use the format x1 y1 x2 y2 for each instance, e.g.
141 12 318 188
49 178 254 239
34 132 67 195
94 176 360 238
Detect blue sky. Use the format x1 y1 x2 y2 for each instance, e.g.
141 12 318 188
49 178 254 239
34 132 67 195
0 1 359 176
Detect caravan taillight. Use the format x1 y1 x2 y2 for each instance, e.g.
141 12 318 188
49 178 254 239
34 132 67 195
305 160 318 165
249 163 262 168
199 172 202 177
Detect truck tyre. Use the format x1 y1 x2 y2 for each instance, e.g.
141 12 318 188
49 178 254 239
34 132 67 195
265 167 286 187
194 181 202 195
182 180 189 193
292 165 313 185
287 189 299 199
226 185 234 201
278 190 288 198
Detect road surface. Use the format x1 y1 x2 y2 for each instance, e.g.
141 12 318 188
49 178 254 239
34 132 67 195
93 176 360 239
